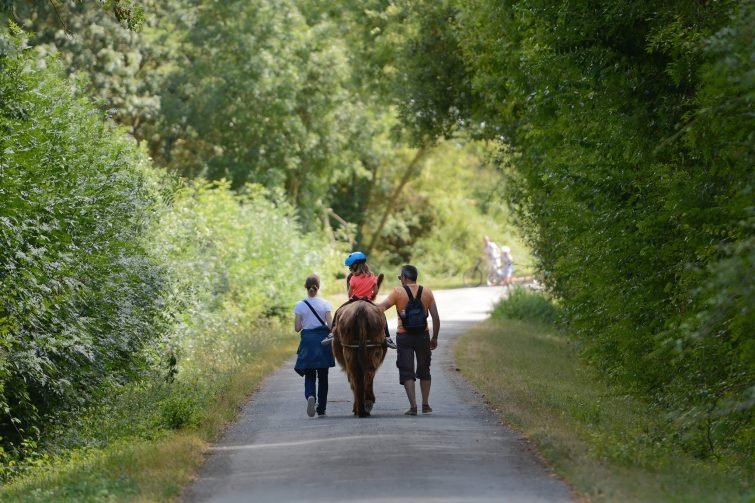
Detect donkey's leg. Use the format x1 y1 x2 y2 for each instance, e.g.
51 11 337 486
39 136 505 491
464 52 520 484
343 350 359 415
354 363 368 417
364 369 375 414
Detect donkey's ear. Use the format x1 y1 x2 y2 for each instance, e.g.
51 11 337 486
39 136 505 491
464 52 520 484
375 273 384 297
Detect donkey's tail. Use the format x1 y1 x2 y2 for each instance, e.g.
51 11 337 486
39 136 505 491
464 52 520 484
355 303 371 417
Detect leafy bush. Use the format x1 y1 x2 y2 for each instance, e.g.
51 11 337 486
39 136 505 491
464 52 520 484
391 0 753 452
492 289 561 326
7 175 342 477
0 173 341 479
0 32 342 471
154 179 342 376
159 388 202 431
0 33 170 451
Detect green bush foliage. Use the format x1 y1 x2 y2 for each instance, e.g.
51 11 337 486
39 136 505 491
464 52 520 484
15 178 341 479
492 289 561 326
154 179 342 375
0 29 342 477
388 0 754 453
0 33 170 452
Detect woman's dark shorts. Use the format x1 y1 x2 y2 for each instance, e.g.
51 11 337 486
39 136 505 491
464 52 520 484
396 331 431 384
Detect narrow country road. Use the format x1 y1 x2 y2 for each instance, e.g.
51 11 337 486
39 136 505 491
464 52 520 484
183 286 574 503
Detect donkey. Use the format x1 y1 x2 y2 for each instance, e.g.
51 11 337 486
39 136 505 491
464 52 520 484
332 299 388 417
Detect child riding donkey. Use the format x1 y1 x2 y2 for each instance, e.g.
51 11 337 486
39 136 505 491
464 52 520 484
323 252 397 349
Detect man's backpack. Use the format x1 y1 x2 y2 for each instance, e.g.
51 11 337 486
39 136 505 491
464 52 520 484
401 285 428 333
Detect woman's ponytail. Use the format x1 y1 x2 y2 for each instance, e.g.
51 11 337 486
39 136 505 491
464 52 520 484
305 274 320 296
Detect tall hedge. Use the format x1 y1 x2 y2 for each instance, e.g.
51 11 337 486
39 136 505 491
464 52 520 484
392 0 754 452
0 34 170 449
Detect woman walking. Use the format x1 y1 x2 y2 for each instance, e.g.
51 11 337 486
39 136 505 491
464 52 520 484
294 274 334 417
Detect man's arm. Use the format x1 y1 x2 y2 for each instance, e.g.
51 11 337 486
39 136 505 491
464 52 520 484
429 302 440 350
378 289 396 312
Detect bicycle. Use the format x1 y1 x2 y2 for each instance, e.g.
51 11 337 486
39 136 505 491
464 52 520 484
462 257 500 287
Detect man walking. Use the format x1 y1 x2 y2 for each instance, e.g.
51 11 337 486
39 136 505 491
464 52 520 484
483 235 503 285
379 265 440 415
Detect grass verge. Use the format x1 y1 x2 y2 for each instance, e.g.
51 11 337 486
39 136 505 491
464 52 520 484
455 319 753 502
0 335 297 502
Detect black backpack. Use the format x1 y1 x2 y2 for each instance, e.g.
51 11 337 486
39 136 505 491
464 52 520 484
401 285 428 333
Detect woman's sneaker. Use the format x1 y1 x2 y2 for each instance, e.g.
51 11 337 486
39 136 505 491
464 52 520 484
306 396 316 417
385 336 397 349
321 333 334 346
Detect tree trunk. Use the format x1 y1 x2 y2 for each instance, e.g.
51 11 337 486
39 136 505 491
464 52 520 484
364 146 427 255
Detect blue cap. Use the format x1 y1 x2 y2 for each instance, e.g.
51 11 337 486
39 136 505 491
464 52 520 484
344 251 367 267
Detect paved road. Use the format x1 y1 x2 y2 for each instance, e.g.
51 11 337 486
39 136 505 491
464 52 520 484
184 286 574 503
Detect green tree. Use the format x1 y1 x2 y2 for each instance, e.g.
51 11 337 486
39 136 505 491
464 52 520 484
385 0 753 451
1 1 145 31
159 0 370 225
6 0 190 159
0 32 169 449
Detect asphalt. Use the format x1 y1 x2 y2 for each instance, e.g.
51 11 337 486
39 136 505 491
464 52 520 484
183 286 575 503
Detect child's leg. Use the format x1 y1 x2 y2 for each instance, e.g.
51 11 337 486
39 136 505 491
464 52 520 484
322 308 340 345
383 313 397 349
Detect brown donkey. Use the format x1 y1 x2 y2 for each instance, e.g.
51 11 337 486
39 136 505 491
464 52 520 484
332 300 387 417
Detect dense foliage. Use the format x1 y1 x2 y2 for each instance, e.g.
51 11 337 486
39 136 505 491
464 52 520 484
0 26 343 473
389 0 754 453
155 180 341 370
0 33 169 455
161 0 368 214
6 0 512 258
36 180 340 467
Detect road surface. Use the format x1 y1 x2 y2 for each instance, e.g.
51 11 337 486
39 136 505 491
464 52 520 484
184 286 574 503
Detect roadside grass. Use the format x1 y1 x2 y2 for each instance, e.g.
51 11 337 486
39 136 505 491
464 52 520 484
455 317 753 502
0 326 298 502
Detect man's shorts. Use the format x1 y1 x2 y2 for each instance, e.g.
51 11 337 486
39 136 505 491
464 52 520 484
396 331 431 384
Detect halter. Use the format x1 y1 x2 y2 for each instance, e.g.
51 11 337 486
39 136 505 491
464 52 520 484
340 341 385 348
